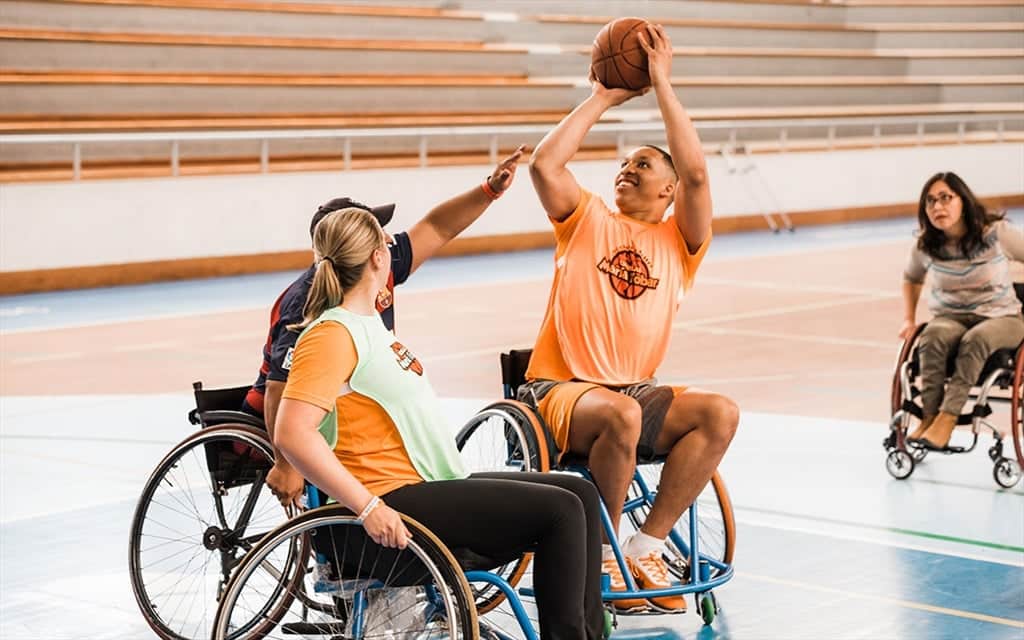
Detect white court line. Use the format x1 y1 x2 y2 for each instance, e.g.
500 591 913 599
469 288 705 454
674 293 883 329
732 510 1024 568
423 345 532 363
209 332 263 343
7 351 88 364
681 325 895 349
0 306 270 336
112 341 180 353
738 572 1024 628
699 276 898 298
663 373 797 386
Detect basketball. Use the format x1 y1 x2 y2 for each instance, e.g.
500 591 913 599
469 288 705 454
590 17 651 91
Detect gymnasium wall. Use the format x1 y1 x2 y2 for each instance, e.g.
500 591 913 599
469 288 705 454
2 141 1022 274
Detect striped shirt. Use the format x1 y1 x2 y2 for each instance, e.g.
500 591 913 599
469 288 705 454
904 220 1024 318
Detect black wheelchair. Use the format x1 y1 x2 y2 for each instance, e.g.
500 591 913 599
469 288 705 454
129 383 536 640
885 300 1024 488
128 383 299 640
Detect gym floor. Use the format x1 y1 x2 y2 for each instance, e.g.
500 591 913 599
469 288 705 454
2 214 1022 639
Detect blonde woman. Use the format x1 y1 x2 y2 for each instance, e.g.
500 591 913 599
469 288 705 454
274 207 605 640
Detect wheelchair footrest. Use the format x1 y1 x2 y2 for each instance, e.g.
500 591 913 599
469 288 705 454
281 621 346 635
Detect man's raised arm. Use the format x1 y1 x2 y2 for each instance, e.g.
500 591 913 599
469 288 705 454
640 24 712 253
530 80 646 221
406 145 525 273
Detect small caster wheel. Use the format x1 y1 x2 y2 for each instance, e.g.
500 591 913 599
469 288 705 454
910 445 928 463
886 449 915 479
993 457 1022 488
601 607 615 639
696 591 718 625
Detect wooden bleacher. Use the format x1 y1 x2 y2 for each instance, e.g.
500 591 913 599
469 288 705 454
1 0 1021 182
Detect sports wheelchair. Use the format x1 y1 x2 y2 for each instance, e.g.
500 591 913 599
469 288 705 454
455 349 736 625
129 382 300 640
135 348 737 640
885 306 1024 488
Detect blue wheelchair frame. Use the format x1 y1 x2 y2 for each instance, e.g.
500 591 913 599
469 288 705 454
301 454 733 639
291 362 734 640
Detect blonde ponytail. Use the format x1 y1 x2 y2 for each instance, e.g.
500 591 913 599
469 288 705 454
288 207 385 330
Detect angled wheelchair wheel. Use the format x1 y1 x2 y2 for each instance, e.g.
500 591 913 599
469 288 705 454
211 507 479 640
626 468 735 581
455 401 548 617
129 424 299 640
456 401 551 475
1011 346 1024 468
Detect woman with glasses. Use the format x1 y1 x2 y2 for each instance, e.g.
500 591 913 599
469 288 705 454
900 171 1024 450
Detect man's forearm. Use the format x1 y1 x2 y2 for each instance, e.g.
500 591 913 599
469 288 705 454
531 95 609 171
421 184 494 244
652 78 706 186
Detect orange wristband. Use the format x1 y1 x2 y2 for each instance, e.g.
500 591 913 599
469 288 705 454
481 178 502 200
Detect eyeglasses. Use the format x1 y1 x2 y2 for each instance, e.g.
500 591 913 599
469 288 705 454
925 192 957 209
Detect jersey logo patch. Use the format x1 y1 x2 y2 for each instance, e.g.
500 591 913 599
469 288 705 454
596 247 660 300
390 342 423 376
282 347 294 370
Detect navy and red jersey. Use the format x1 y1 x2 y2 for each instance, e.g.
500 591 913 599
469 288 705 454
244 231 414 414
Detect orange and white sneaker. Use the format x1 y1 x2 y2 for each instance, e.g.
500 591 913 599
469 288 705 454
601 557 647 612
629 550 687 613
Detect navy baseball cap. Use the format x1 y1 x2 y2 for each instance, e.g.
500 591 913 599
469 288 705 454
310 197 396 238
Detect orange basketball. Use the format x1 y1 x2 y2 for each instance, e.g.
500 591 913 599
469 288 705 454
590 17 651 91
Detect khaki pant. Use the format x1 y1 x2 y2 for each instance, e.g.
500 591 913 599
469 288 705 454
918 313 1024 416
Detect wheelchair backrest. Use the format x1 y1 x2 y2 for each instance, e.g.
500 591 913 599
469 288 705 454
500 349 534 400
190 381 265 428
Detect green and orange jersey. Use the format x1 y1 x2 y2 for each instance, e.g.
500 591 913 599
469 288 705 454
526 188 711 386
282 307 466 496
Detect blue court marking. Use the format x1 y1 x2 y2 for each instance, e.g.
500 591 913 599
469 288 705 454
735 522 1024 625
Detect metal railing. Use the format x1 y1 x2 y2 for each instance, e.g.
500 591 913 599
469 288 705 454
0 112 1020 181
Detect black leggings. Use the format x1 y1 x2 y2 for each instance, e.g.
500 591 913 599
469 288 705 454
383 472 604 640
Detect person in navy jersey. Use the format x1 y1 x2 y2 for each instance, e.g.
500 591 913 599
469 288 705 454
249 146 524 506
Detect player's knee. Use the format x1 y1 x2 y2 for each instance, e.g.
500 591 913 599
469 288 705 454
597 395 642 450
704 395 740 447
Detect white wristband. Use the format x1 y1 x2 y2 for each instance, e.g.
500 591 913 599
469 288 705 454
356 496 381 524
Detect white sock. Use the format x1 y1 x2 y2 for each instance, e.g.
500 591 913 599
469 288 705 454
601 543 615 562
622 531 664 558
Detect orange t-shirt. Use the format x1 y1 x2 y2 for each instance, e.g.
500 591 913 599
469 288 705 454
281 321 423 496
526 189 710 385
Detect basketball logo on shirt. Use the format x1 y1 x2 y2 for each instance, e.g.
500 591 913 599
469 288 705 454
597 248 660 300
391 342 424 376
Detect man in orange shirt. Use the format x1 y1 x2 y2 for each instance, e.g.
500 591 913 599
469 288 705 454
522 24 739 613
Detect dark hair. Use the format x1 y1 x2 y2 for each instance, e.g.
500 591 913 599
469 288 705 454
916 171 1003 259
641 145 677 179
310 198 371 239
